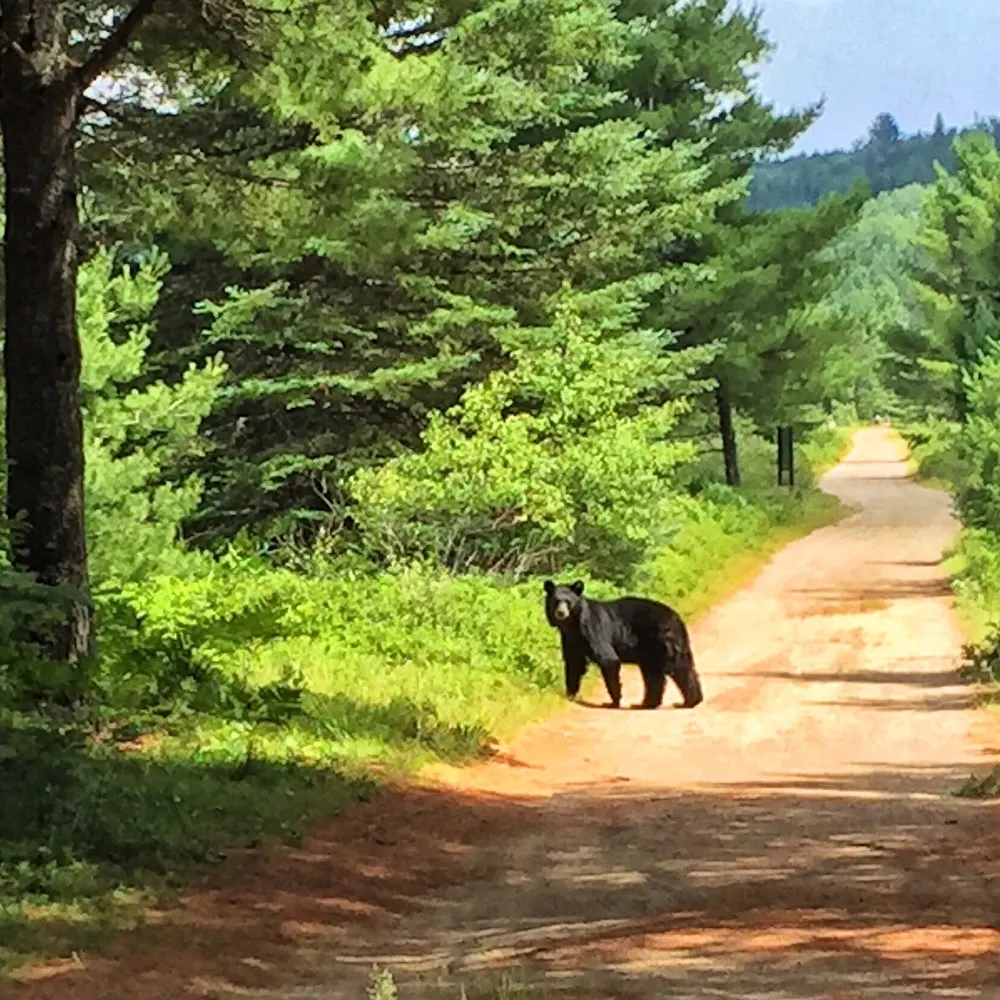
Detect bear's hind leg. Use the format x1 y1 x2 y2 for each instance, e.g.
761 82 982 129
670 644 703 708
672 664 703 708
661 618 703 709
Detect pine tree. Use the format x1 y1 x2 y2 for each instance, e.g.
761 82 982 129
588 0 822 485
664 190 865 482
913 131 1000 419
85 0 734 542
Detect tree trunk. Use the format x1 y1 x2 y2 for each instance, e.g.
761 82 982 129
715 379 741 487
0 38 92 661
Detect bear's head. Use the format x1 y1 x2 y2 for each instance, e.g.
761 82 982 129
544 579 585 628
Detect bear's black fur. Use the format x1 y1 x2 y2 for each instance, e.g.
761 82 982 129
543 579 703 710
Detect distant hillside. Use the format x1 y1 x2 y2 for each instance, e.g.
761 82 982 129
748 113 1000 211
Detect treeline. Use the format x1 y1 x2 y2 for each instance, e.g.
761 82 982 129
749 112 1000 212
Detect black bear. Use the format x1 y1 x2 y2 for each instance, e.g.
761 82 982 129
543 579 703 710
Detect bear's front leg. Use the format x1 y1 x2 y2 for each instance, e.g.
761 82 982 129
561 633 588 701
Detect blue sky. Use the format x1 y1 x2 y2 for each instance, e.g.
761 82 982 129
751 0 1000 154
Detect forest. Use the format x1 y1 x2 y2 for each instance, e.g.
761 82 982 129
3 0 1000 983
749 110 1000 211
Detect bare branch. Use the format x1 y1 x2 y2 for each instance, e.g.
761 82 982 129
76 0 158 87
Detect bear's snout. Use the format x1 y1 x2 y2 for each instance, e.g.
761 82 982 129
553 600 572 621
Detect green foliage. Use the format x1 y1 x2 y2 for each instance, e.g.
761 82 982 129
0 711 372 973
0 573 91 708
898 418 966 485
0 715 372 867
955 349 1000 531
367 969 399 1000
78 248 224 582
955 766 1000 799
103 0 732 540
659 189 866 458
891 136 1000 737
919 133 1000 412
83 0 805 543
639 419 847 601
95 557 563 740
948 528 1000 639
350 282 713 579
815 185 929 421
903 134 1000 525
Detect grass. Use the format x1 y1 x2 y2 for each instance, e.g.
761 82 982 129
943 527 1000 802
893 421 1000 799
0 424 858 978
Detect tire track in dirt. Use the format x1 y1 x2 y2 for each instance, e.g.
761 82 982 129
13 427 1000 1000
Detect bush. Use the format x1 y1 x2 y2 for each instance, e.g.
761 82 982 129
900 417 967 485
94 556 563 745
956 347 1000 533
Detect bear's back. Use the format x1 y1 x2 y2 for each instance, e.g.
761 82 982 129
585 595 683 655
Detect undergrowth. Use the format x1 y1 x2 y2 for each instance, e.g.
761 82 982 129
0 422 853 976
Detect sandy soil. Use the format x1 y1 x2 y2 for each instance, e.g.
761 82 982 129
12 427 1000 999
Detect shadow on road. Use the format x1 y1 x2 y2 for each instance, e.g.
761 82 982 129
333 765 1000 1000
791 579 953 603
725 662 959 688
11 756 1000 1000
266 763 998 1000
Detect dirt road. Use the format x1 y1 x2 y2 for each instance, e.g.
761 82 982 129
295 426 1000 999
15 427 1000 999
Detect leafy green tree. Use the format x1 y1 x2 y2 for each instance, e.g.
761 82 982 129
96 0 749 544
581 0 825 487
607 0 814 170
661 189 865 484
350 280 715 581
915 131 1000 419
815 184 930 420
892 131 1000 527
959 347 1000 533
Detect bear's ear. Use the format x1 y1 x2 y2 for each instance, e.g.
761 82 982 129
543 580 555 594
571 580 585 595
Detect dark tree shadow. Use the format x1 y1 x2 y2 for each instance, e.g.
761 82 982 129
790 579 953 603
0 684 506 978
321 763 1000 1000
11 753 1000 1000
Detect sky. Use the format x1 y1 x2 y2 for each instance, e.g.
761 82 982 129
751 0 1000 155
